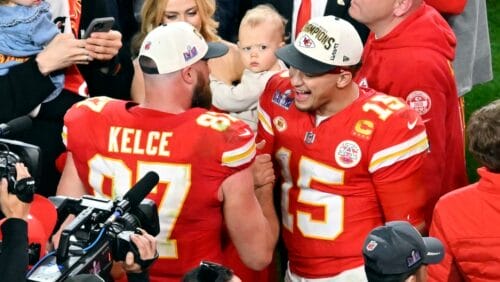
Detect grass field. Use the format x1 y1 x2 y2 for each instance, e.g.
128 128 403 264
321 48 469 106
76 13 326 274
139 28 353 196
463 0 499 182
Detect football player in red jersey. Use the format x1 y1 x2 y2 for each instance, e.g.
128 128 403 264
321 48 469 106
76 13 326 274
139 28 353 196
56 22 279 282
256 16 429 281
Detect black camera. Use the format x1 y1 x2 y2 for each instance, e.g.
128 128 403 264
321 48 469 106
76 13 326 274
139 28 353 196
105 199 159 262
0 137 43 268
27 172 160 282
0 138 40 203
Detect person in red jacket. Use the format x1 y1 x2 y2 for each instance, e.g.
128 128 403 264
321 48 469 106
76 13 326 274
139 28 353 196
428 99 500 281
424 0 466 14
348 0 468 226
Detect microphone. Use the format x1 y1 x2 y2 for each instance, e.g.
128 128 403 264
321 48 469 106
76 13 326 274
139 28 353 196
0 116 32 136
105 171 159 225
122 171 160 208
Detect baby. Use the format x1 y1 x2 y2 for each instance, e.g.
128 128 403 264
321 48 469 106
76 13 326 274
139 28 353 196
0 0 63 115
210 4 287 131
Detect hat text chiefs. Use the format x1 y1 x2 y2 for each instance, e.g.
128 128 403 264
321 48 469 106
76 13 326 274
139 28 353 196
302 23 335 50
108 126 173 156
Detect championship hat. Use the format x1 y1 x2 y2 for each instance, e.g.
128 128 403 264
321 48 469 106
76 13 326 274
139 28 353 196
275 16 363 75
362 221 444 281
138 22 228 74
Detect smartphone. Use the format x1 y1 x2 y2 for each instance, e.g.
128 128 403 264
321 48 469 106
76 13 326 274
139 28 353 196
82 17 115 39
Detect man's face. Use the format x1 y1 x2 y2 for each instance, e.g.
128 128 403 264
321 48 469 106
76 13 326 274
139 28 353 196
348 0 396 26
288 67 340 116
191 61 212 109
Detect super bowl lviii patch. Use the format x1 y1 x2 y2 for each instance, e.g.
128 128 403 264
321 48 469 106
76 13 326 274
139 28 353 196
272 89 293 109
183 45 198 62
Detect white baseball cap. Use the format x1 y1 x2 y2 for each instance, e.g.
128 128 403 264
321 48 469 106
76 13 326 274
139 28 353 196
139 22 228 74
276 16 363 75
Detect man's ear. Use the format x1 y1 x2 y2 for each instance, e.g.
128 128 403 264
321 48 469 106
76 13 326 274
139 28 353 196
180 67 195 84
279 41 285 47
336 70 352 88
393 0 413 17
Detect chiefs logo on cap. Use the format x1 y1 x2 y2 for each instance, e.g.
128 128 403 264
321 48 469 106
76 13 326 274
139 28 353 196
298 35 316 48
366 240 378 251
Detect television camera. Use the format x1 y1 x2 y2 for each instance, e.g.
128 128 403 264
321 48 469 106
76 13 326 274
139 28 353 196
27 171 161 281
0 116 42 265
0 116 39 203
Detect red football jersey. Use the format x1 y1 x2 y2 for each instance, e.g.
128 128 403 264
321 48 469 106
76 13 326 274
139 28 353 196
257 74 429 278
63 97 256 281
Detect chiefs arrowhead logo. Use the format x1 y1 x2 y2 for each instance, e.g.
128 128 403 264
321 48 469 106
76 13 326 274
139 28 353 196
298 35 316 48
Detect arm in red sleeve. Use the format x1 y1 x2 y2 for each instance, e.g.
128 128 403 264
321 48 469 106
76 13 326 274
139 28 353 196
374 158 427 231
427 204 464 281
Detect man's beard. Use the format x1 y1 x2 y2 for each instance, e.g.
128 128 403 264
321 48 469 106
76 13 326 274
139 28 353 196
191 76 212 109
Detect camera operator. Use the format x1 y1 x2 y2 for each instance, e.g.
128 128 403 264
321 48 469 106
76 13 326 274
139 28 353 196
64 228 158 282
117 227 159 282
0 163 158 282
0 163 32 281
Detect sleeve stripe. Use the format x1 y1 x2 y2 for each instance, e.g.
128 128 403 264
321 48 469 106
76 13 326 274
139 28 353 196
62 125 68 147
222 138 256 167
257 105 274 136
369 130 429 173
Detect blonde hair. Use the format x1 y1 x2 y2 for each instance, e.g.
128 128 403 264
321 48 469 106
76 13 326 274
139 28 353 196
131 0 220 56
239 4 287 42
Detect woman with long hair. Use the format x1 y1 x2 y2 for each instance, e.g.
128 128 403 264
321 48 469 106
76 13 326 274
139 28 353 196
130 0 244 102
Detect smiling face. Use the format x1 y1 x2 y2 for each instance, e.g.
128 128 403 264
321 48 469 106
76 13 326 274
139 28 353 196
238 21 283 73
162 0 202 32
288 67 340 115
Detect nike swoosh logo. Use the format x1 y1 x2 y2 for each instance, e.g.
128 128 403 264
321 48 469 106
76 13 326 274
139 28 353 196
239 128 252 137
407 119 418 130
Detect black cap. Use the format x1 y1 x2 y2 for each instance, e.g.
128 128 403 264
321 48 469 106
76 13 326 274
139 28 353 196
275 44 334 75
204 42 228 59
362 221 444 281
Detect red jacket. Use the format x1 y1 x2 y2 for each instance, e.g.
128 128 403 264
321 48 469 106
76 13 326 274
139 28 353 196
355 3 468 225
425 0 467 15
428 168 500 281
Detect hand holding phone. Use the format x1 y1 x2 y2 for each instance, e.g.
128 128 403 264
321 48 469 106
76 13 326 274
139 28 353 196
82 17 115 39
